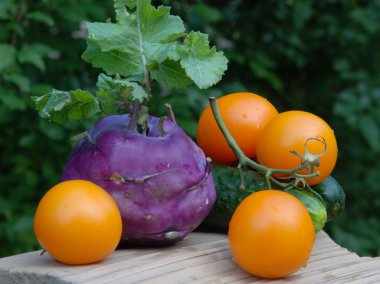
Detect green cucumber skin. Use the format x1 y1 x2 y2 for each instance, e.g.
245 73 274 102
199 164 268 232
312 176 346 221
286 188 327 233
210 164 268 213
200 164 344 232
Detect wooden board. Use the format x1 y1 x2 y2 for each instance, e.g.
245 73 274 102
0 231 379 283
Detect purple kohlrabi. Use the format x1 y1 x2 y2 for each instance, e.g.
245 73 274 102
61 114 216 245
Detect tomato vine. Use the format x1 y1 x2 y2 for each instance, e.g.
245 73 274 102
208 97 327 192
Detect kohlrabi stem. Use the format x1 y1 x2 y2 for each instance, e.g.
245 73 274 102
159 116 166 136
165 104 176 124
126 0 151 133
136 0 151 96
128 100 140 131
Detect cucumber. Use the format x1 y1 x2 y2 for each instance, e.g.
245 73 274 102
286 188 327 233
312 176 346 221
210 164 268 213
199 164 268 231
200 164 344 232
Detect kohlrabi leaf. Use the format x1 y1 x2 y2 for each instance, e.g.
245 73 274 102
32 89 100 124
180 32 228 89
83 38 143 77
114 0 133 23
151 60 193 89
97 73 148 103
83 0 227 93
33 0 228 125
83 0 185 77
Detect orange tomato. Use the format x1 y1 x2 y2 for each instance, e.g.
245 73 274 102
34 180 122 265
228 190 315 279
197 92 278 164
256 110 338 185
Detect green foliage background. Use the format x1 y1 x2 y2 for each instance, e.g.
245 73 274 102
1 0 380 257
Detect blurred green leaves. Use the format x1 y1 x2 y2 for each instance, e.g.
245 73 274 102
18 44 53 72
0 0 114 257
25 11 55 27
334 85 380 152
0 44 16 70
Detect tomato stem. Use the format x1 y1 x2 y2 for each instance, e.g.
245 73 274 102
238 164 246 190
208 97 267 172
208 97 326 189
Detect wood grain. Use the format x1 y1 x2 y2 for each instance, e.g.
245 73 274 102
0 231 379 283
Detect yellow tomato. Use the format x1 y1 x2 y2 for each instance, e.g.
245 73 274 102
34 180 122 265
256 111 338 185
228 190 315 279
197 92 278 164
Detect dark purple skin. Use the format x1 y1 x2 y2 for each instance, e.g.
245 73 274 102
61 114 216 245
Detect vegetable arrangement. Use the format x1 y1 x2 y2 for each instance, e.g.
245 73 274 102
31 0 346 279
196 91 346 278
200 164 344 233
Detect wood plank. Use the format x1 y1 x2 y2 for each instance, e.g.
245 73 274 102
0 231 379 283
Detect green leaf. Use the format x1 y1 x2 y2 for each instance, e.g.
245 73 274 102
100 73 148 101
114 0 136 19
0 44 16 71
122 80 148 102
82 0 204 90
83 1 185 69
25 11 55 27
82 40 143 76
97 74 129 115
144 42 178 64
180 32 228 89
96 73 148 114
82 0 227 93
114 0 129 23
68 90 102 120
96 90 118 115
151 60 192 89
85 22 138 53
32 89 100 124
137 1 185 44
42 0 228 124
33 90 70 124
